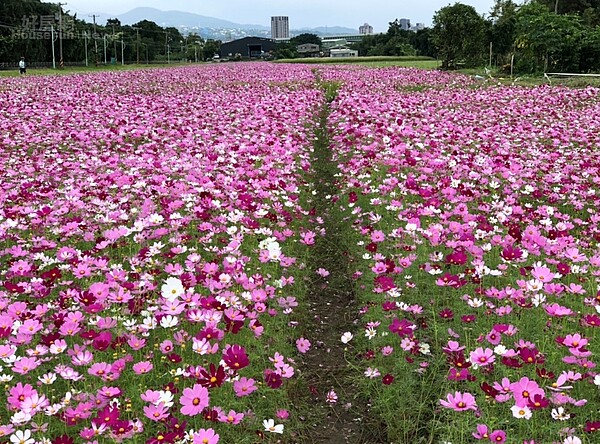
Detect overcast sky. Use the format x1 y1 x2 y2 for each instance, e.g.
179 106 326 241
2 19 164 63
64 0 498 32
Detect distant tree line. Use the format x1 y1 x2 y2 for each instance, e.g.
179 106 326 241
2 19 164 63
0 0 220 65
430 0 600 73
351 0 600 73
3 0 600 73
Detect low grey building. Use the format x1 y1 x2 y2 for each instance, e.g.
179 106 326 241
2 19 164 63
297 43 320 57
220 37 277 59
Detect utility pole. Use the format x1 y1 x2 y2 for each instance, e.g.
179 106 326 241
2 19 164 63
89 14 99 66
103 34 107 64
83 31 88 66
164 31 170 63
111 22 118 63
51 25 56 69
132 26 140 64
121 38 125 65
57 2 66 68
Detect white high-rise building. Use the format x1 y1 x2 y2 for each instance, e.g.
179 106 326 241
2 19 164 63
399 18 411 31
359 23 373 35
271 16 290 40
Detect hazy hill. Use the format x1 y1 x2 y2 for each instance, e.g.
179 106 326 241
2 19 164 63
116 7 268 30
109 7 359 35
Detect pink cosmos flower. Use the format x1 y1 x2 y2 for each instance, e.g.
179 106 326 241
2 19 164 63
531 265 555 283
132 361 153 374
544 303 574 317
9 260 32 276
276 409 289 419
326 389 338 404
562 333 589 349
442 340 465 353
489 429 507 443
233 377 257 397
12 356 40 375
439 391 478 411
469 347 495 366
192 428 219 444
218 409 244 424
20 392 49 415
296 337 311 353
299 231 316 245
143 403 170 421
472 423 489 440
180 384 209 416
511 377 545 408
140 390 161 404
316 268 330 277
371 230 385 242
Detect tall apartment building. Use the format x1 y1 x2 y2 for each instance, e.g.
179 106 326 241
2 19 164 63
399 18 411 31
359 22 373 35
271 16 290 40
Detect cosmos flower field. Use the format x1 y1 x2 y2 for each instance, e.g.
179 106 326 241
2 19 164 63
1 63 600 444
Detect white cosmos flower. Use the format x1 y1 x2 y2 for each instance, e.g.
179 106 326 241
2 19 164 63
341 332 353 344
511 404 532 419
263 419 284 434
10 430 34 444
551 406 570 421
494 345 508 356
159 315 179 328
38 372 57 385
161 277 184 301
157 390 174 408
10 411 31 425
365 328 377 339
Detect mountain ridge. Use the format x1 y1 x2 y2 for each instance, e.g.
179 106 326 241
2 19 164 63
93 7 358 35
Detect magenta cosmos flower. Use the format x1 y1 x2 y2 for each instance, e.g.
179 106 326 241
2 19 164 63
439 391 478 411
180 384 210 416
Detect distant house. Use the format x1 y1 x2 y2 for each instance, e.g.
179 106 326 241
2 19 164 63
330 48 358 58
219 37 277 59
297 43 320 57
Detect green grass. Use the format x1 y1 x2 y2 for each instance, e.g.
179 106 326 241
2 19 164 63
275 56 438 67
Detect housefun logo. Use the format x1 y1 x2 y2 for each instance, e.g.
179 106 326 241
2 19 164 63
11 14 77 39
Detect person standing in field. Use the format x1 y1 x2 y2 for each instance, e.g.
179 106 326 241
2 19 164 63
19 57 26 75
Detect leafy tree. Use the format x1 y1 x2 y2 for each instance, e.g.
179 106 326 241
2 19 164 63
578 25 600 71
432 3 487 69
0 0 58 63
105 18 121 61
184 33 205 62
409 28 437 58
487 0 518 65
290 33 321 46
514 1 584 72
351 20 418 57
272 42 296 59
536 0 600 26
202 39 221 60
129 20 169 62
